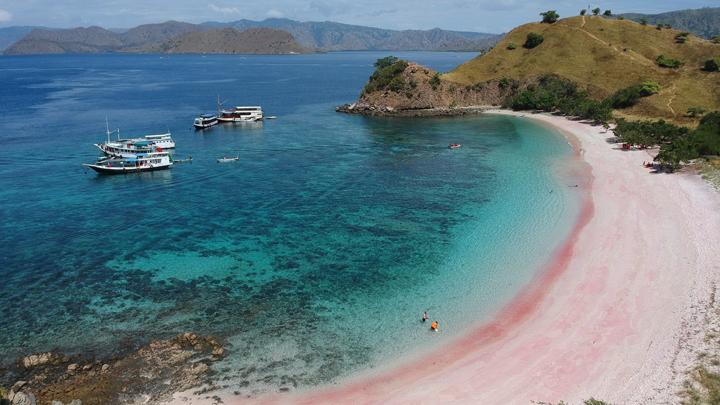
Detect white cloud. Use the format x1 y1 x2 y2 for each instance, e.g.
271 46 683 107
209 3 241 14
266 9 284 18
0 8 12 23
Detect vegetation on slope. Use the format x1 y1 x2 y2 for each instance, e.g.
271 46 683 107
444 15 720 124
620 7 720 39
362 56 409 94
614 112 720 169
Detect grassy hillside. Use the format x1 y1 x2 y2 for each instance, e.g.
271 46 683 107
444 15 720 123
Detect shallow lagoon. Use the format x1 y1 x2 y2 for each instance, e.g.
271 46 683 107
0 52 581 394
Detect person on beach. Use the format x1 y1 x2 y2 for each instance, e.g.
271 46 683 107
431 321 439 332
422 311 429 322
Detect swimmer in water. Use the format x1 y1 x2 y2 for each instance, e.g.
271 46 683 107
422 311 429 322
431 321 439 332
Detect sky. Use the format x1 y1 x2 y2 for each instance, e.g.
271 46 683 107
0 1 716 33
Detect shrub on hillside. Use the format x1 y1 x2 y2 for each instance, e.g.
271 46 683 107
603 10 612 17
687 107 707 118
429 73 441 90
606 81 661 108
640 18 648 25
540 10 559 24
363 57 409 94
656 55 683 69
506 42 517 50
704 57 720 72
523 32 544 49
592 8 600 16
713 36 720 44
675 32 690 44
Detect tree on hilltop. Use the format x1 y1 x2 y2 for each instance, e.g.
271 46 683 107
603 10 612 17
374 56 399 69
592 8 601 16
540 10 560 24
580 9 587 16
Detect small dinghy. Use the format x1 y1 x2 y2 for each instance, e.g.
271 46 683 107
449 143 462 149
174 156 193 164
217 155 239 163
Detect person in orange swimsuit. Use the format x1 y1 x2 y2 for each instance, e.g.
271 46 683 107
431 321 439 332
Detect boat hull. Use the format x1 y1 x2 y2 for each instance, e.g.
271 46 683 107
83 164 171 175
194 120 218 129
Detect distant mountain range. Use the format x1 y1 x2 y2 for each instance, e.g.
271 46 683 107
620 7 720 38
156 28 309 54
200 18 500 51
1 18 500 55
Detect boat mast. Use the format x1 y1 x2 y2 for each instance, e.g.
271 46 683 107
105 117 111 143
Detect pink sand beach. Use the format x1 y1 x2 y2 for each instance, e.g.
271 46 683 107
176 111 720 405
270 111 720 404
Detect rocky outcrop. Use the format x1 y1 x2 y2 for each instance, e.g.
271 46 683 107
20 353 65 370
337 61 525 117
4 333 225 405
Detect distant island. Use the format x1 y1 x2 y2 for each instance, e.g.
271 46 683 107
152 28 308 55
1 18 501 55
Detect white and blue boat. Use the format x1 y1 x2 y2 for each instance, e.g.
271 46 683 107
83 151 173 175
194 114 219 129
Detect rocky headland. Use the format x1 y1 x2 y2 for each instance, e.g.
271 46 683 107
0 333 225 405
335 59 531 117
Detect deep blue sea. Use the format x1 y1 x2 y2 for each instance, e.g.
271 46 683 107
0 52 582 396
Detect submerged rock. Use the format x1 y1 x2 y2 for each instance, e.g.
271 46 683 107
20 353 63 369
6 333 224 405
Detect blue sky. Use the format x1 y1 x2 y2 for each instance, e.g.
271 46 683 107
0 1 715 33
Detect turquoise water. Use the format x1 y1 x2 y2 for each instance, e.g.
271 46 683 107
0 53 582 395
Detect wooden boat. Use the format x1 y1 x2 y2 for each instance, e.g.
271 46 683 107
83 152 173 174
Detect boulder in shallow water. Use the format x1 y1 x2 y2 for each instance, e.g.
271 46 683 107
20 352 62 369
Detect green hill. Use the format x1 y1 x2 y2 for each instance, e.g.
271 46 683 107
444 15 720 123
621 7 720 39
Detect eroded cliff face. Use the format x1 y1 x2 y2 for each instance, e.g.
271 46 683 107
337 62 524 116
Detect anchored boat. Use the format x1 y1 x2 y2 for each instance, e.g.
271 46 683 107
84 152 173 174
194 114 218 129
96 122 175 157
217 155 239 163
218 106 263 123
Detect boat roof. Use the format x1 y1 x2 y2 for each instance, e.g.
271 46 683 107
234 106 262 109
200 114 216 118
